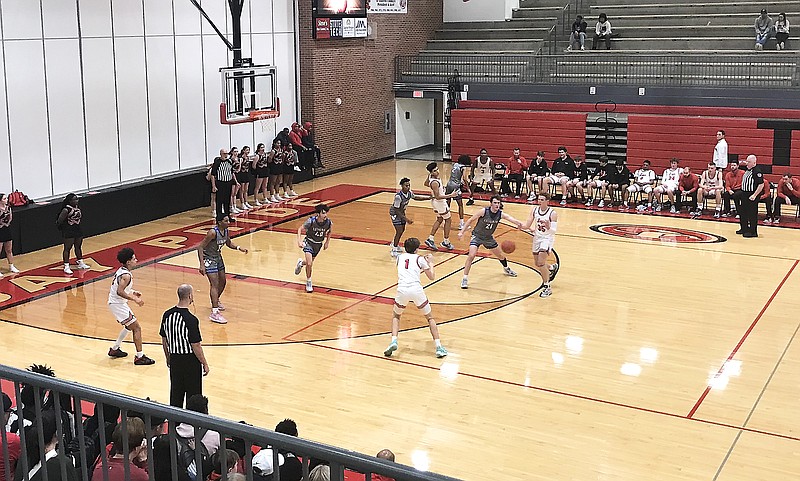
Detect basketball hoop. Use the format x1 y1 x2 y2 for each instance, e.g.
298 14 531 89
219 98 280 125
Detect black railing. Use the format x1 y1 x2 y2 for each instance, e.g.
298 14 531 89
395 53 800 88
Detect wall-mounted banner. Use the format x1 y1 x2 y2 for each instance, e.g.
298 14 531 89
368 0 408 13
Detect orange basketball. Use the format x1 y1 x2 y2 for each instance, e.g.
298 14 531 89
501 240 516 254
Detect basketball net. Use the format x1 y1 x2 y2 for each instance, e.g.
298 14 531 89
249 110 278 137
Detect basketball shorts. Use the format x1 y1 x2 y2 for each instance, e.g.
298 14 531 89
62 224 82 239
303 240 323 257
395 286 429 310
203 256 225 274
0 226 11 243
256 166 270 179
108 303 137 327
390 214 406 226
431 199 451 220
703 189 721 197
445 183 462 200
533 236 555 253
270 164 283 175
470 235 498 249
656 183 678 193
547 174 566 184
589 179 607 187
475 173 493 184
629 184 653 193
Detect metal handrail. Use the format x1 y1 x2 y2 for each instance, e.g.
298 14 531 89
0 364 460 481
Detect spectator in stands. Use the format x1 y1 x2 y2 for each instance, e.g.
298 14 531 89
712 130 728 171
501 148 528 198
308 465 330 481
769 173 800 223
775 13 790 50
1 393 20 481
606 159 632 208
755 9 774 50
275 128 291 149
738 154 765 237
288 123 308 169
652 158 681 212
91 417 148 481
206 449 240 481
722 160 744 217
567 15 588 51
373 449 396 481
526 151 549 201
592 13 613 50
695 162 724 217
302 122 323 168
676 166 699 213
177 395 220 456
15 410 78 481
544 147 575 205
627 160 656 211
274 419 302 481
586 156 611 207
152 435 191 481
567 156 589 202
759 176 774 224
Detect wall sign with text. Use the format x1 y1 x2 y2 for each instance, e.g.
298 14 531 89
315 17 368 39
368 0 408 13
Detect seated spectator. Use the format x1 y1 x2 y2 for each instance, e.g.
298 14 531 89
592 13 613 50
626 160 656 211
695 162 724 217
606 159 632 208
1 393 20 481
775 13 790 50
769 173 800 224
15 410 78 481
91 417 148 481
177 395 220 456
275 128 291 149
526 151 549 201
566 156 589 202
301 122 324 168
722 160 744 217
274 419 302 481
468 149 496 201
567 15 588 51
308 465 330 481
206 449 240 481
543 147 575 205
373 449 396 481
759 177 773 222
755 9 774 50
152 435 191 481
500 148 528 198
676 166 699 213
653 158 681 212
586 156 611 207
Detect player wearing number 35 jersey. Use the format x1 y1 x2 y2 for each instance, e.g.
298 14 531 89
384 237 448 359
522 193 559 298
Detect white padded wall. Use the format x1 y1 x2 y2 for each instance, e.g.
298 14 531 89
146 36 180 175
0 45 11 196
175 36 206 169
82 38 120 188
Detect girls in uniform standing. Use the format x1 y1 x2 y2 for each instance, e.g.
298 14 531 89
268 140 285 203
281 144 299 199
252 143 271 205
0 193 19 277
56 193 89 275
237 146 253 211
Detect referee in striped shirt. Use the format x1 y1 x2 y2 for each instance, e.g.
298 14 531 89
738 154 764 238
211 148 236 218
160 284 209 408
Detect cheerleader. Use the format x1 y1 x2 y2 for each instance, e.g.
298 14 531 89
0 193 19 276
252 143 270 205
229 147 243 213
282 144 299 198
238 145 253 209
56 193 90 275
268 140 285 202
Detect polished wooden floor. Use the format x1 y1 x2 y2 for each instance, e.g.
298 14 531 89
2 159 800 480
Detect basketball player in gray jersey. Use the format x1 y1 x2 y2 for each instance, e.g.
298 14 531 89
445 155 473 231
390 178 431 257
198 214 248 324
295 204 333 293
457 196 523 289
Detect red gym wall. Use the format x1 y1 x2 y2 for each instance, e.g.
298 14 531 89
451 100 800 179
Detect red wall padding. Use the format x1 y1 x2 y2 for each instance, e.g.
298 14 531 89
450 109 587 161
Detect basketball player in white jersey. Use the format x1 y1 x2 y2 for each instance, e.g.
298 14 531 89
696 162 724 217
107 247 156 365
383 237 448 359
468 149 496 204
423 162 458 251
521 194 559 298
653 158 681 213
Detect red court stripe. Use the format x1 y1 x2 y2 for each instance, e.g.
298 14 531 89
687 259 800 418
308 343 800 444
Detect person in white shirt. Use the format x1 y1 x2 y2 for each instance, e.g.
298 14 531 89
713 130 728 170
696 162 724 217
626 160 656 211
775 12 790 50
592 13 613 49
521 193 559 298
653 158 682 213
383 237 448 359
107 247 155 365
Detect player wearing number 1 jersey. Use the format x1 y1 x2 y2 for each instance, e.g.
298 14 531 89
384 237 448 359
522 193 559 298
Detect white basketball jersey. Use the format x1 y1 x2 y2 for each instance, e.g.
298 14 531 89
702 170 720 188
477 157 491 175
534 207 555 239
108 267 132 304
662 167 681 185
397 253 429 289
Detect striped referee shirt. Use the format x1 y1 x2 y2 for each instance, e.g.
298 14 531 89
211 156 234 182
741 165 764 193
159 307 202 355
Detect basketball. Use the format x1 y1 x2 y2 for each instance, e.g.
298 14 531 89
501 240 515 253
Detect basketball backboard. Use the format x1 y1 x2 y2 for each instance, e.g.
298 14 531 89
219 65 279 124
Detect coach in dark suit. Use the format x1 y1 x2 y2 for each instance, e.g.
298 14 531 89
160 284 209 408
737 155 764 238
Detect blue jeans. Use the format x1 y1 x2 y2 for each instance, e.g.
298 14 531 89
570 31 586 49
756 32 772 45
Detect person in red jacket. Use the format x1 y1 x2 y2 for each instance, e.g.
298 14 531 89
768 173 800 224
500 148 528 198
676 166 699 213
722 160 744 216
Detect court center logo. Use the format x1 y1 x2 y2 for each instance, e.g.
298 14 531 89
590 224 726 243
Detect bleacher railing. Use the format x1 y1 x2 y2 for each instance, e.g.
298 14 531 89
0 364 461 481
395 53 800 88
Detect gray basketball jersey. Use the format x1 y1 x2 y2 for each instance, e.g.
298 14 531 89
203 227 228 261
472 207 502 240
303 216 332 244
447 163 464 188
390 190 413 217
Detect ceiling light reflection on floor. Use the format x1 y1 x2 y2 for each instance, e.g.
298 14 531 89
565 335 584 354
620 363 642 377
411 450 430 471
439 362 459 381
639 347 659 364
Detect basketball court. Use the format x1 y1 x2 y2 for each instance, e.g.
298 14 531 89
1 159 799 480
